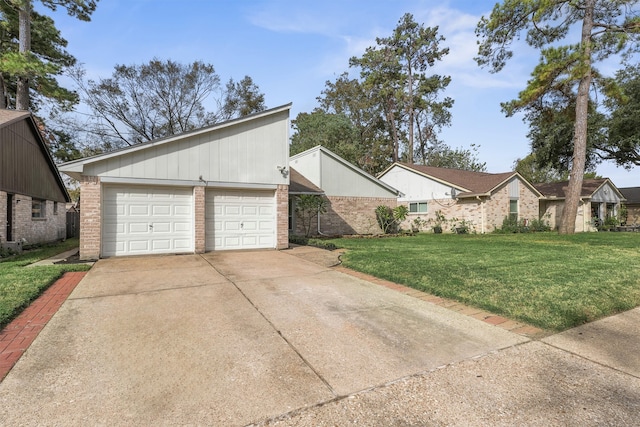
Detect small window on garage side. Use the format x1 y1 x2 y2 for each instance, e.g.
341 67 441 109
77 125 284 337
32 199 46 219
54 201 58 215
409 202 428 213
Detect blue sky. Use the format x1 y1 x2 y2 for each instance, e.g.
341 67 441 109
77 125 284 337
42 0 639 186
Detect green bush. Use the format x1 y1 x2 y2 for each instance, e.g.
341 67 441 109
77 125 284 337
494 216 551 233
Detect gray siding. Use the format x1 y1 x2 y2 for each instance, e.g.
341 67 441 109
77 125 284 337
83 111 289 185
0 118 68 202
291 147 397 198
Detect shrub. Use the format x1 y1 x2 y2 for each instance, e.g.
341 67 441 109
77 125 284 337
494 216 550 233
375 205 408 234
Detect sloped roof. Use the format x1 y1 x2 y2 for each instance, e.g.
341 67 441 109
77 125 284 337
291 145 400 197
0 109 30 127
619 187 640 204
535 178 610 198
0 109 70 202
289 167 323 195
387 163 521 197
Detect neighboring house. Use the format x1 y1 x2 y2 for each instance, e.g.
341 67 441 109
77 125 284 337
290 146 399 235
59 104 291 260
378 163 541 233
619 187 640 225
0 109 69 250
535 178 626 232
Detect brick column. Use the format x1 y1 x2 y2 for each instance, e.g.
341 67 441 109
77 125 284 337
79 176 101 260
194 186 205 253
276 184 289 249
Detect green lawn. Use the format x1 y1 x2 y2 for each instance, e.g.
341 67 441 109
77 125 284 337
0 238 92 330
316 233 640 331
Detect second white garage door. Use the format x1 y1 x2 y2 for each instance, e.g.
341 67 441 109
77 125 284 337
205 189 276 251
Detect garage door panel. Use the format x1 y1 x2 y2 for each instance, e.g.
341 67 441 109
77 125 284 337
103 186 194 257
128 223 150 234
205 189 276 251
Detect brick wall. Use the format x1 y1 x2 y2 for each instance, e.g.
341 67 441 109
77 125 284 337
0 191 6 243
626 203 640 225
402 181 543 234
79 176 101 260
1 192 65 245
194 186 205 253
541 199 596 232
294 196 396 236
276 185 289 248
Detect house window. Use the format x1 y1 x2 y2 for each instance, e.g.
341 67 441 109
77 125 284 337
288 199 294 231
509 199 518 221
32 199 46 218
409 202 428 213
54 201 58 215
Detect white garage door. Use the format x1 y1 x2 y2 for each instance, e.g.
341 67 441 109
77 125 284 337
102 185 193 257
205 189 276 251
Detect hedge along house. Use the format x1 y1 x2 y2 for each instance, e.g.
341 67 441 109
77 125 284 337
0 110 70 251
59 104 291 260
289 146 399 235
378 163 542 233
535 178 626 232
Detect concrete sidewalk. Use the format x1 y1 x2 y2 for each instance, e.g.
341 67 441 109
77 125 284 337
0 247 638 426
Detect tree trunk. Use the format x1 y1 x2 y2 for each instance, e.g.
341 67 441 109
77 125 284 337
407 66 414 164
559 0 594 234
0 75 7 109
16 0 31 111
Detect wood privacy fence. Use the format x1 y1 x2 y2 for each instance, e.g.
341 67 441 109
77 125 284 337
66 210 80 238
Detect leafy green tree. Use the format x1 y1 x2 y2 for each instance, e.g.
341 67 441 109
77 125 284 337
602 64 640 168
513 153 569 184
1 0 97 111
350 13 452 163
520 84 607 175
290 110 362 165
0 0 88 111
317 73 391 174
476 0 640 234
420 141 486 172
221 75 266 120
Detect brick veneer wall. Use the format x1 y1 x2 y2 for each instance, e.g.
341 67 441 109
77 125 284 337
276 185 289 248
294 196 395 236
0 191 65 245
626 203 640 225
404 180 543 233
79 176 101 260
194 186 205 253
0 191 6 243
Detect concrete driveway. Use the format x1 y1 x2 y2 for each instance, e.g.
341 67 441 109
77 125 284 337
0 249 528 425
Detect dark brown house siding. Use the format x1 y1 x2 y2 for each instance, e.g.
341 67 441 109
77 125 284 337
0 115 68 202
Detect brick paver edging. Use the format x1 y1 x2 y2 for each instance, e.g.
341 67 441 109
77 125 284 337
0 271 87 382
333 266 545 339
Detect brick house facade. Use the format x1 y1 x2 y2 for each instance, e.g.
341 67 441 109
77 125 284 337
289 147 399 236
379 163 542 234
0 110 70 250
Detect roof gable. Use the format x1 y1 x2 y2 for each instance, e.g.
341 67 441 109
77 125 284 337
0 110 70 202
290 145 398 197
534 178 624 200
380 163 533 197
59 104 292 185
